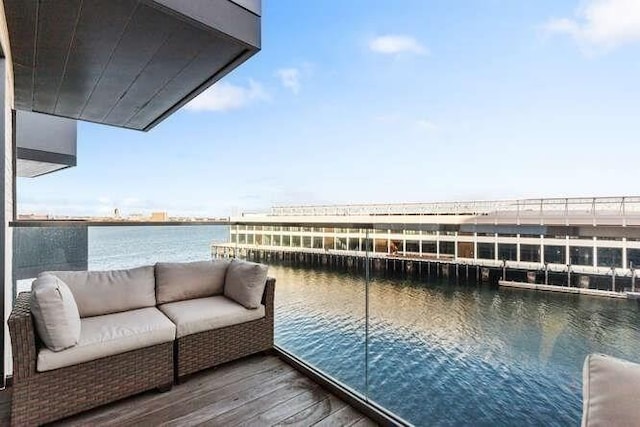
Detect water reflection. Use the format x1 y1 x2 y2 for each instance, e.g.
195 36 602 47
272 264 640 426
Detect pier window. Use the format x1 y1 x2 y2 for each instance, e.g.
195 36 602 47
336 237 347 250
282 235 291 247
544 245 565 264
440 241 455 255
457 242 474 258
422 241 436 254
422 230 436 236
239 234 247 244
292 236 301 247
323 237 334 249
255 234 263 245
254 226 262 231
362 238 373 252
478 243 495 260
405 241 419 254
569 246 593 266
264 235 273 246
498 244 517 261
520 244 541 262
374 239 387 253
597 248 622 268
274 235 283 246
303 237 312 248
313 238 323 249
627 249 640 269
348 238 360 251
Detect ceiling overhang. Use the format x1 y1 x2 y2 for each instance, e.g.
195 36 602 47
4 0 261 131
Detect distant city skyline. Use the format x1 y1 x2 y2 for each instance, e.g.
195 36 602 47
18 0 640 217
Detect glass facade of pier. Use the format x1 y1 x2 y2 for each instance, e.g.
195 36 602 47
225 222 640 276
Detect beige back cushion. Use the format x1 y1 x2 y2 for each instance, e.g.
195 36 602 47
47 266 156 317
224 259 268 309
582 353 640 427
31 274 81 351
155 260 230 304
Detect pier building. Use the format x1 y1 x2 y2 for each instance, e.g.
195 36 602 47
215 197 640 292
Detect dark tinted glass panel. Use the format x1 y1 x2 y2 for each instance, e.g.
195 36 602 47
440 241 455 255
422 241 436 254
597 248 622 268
520 244 541 262
628 249 640 268
570 246 593 266
498 244 517 261
478 243 495 260
348 237 360 251
406 241 419 253
544 245 565 264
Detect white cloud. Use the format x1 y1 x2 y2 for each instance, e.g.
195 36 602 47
542 0 640 51
276 68 301 94
369 35 428 55
185 79 268 112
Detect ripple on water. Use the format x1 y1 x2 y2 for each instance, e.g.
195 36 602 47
272 265 640 426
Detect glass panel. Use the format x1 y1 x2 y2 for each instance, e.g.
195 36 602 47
569 246 593 266
498 243 517 261
267 225 368 397
544 245 566 264
520 244 541 262
597 247 622 268
478 243 495 260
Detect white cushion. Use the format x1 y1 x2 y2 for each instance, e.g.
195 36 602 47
155 260 230 304
37 307 175 372
582 353 640 427
47 266 156 317
31 274 81 352
224 259 268 309
159 296 265 338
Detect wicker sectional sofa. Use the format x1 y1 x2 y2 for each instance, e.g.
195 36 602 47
8 259 275 426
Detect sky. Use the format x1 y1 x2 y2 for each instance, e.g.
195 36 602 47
18 0 640 217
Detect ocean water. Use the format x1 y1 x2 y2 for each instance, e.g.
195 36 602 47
86 226 640 426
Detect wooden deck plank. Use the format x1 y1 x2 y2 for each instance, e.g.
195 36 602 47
194 376 320 427
311 405 367 427
161 374 316 426
118 365 299 426
237 383 330 427
58 356 289 426
3 354 375 427
274 395 347 427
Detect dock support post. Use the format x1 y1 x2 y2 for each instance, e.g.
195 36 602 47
632 267 636 293
567 264 571 287
545 263 549 285
611 267 616 292
502 260 506 281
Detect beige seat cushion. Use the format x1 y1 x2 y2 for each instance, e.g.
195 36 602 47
37 307 175 372
582 353 640 427
47 266 156 317
224 259 268 309
155 260 230 304
31 274 81 351
159 296 265 338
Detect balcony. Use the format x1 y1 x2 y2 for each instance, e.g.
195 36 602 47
6 220 640 425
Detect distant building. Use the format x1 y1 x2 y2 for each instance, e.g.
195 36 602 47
150 212 168 222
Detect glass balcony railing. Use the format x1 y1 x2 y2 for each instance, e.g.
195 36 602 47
12 219 640 425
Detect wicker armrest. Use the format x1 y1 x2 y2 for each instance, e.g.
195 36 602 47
8 292 38 380
262 277 276 319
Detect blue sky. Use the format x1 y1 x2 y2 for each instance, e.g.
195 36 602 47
18 0 640 217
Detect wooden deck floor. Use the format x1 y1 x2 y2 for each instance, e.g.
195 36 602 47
0 354 376 427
